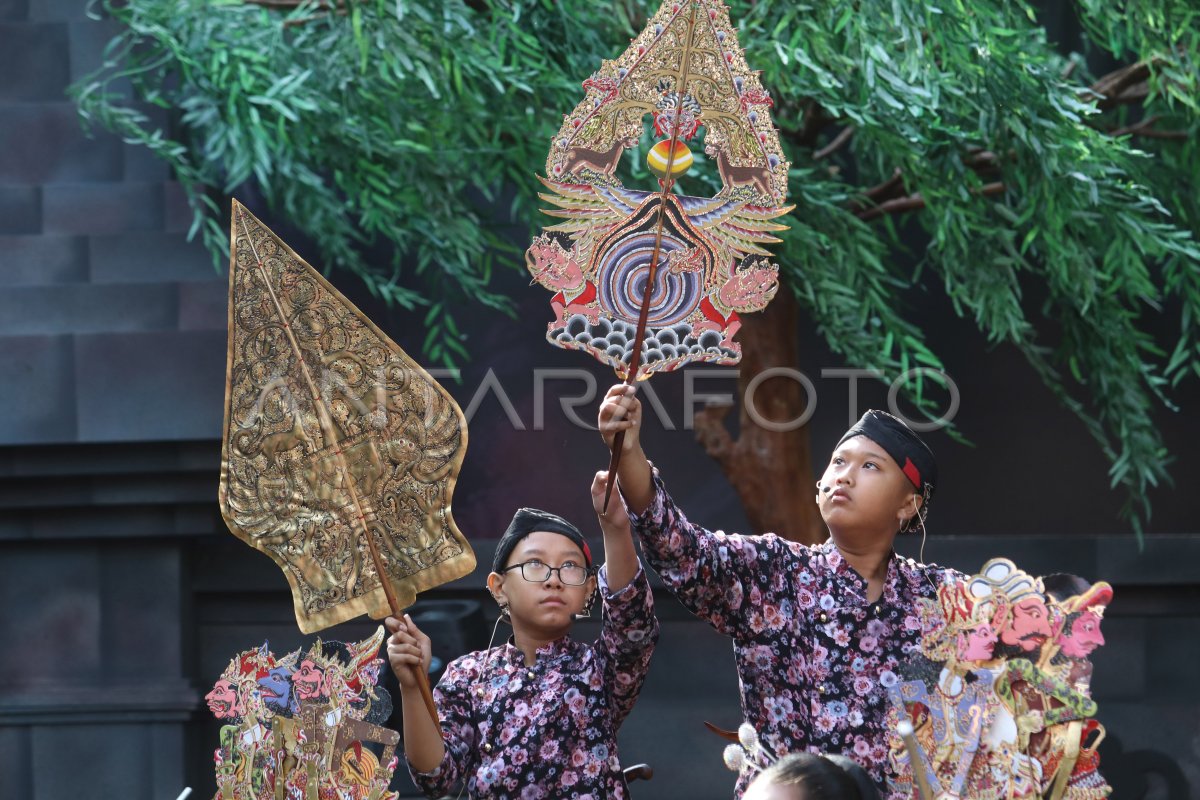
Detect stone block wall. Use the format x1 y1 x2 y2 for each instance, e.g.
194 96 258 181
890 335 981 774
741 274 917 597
0 1 223 795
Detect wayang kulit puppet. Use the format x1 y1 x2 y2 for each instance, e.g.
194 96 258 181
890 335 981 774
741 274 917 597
204 630 400 800
523 0 793 509
218 201 475 635
886 558 1113 800
213 200 478 793
526 0 793 379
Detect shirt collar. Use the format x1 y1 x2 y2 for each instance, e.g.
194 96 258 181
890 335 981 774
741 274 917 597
820 539 902 606
501 634 580 668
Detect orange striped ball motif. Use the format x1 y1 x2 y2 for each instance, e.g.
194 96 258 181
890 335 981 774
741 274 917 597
646 140 693 179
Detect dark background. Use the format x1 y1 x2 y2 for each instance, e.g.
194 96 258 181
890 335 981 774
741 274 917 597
1 1 1198 798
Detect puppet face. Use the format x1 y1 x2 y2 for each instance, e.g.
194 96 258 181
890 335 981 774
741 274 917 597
1000 597 1052 651
720 263 778 310
205 678 243 719
526 237 584 291
257 665 295 713
957 621 999 662
489 530 596 637
293 658 328 701
816 435 919 538
1058 610 1106 658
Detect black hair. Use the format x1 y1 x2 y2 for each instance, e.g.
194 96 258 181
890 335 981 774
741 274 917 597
1042 572 1090 602
1042 573 1093 635
751 752 861 799
307 640 351 662
824 755 881 800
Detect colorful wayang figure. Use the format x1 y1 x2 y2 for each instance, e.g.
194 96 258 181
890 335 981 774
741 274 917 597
887 581 1010 799
1031 576 1114 800
886 559 1112 800
207 629 400 800
526 0 793 378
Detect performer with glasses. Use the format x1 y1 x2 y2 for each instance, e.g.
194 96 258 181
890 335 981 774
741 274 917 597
386 471 659 799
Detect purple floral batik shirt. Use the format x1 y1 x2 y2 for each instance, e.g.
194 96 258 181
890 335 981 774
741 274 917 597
627 472 956 796
409 563 658 800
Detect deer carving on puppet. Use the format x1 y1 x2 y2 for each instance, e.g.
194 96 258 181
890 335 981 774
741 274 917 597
705 140 773 197
561 135 639 177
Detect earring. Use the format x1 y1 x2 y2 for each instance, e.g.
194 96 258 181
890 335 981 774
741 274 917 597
495 598 511 622
901 488 929 533
573 589 597 621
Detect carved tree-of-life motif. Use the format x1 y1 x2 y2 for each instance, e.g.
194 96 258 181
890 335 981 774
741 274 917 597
219 200 474 633
527 0 794 379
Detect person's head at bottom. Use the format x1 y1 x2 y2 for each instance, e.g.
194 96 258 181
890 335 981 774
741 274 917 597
743 753 863 800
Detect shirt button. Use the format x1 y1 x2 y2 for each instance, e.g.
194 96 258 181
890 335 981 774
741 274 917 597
483 743 493 753
818 684 827 695
474 689 483 697
819 612 828 623
526 670 536 680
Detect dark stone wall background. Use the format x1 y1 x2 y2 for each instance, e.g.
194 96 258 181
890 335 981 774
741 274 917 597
1 2 1198 798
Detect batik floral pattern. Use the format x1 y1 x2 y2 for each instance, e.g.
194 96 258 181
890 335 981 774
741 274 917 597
409 564 658 799
627 472 957 796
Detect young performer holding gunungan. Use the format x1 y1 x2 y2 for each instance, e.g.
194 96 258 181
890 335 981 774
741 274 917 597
386 470 658 799
599 383 956 796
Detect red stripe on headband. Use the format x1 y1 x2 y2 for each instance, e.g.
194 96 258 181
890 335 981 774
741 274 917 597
582 541 593 565
902 457 921 489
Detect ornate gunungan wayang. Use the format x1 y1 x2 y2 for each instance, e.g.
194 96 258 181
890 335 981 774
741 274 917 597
886 558 1113 800
218 200 475 633
526 0 793 380
205 629 401 800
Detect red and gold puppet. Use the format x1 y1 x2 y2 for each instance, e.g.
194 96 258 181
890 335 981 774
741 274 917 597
526 0 793 379
524 0 793 510
887 558 1113 800
205 631 400 800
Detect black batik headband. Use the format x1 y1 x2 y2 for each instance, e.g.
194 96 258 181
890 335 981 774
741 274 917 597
837 409 937 497
492 508 593 574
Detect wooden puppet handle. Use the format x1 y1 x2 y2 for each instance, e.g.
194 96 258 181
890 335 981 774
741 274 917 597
702 720 740 743
415 669 441 737
898 720 935 800
379 579 442 737
603 5 701 513
601 430 625 513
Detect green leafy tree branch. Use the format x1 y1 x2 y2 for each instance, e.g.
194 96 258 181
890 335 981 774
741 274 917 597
72 0 1199 538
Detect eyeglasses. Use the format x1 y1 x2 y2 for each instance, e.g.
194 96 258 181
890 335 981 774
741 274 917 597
502 560 591 586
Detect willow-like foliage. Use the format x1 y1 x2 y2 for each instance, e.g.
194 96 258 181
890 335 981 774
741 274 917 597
72 0 1200 535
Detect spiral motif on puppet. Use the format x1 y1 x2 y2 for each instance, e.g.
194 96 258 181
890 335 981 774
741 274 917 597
596 232 703 327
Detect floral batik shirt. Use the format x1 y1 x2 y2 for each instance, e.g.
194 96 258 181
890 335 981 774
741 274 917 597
409 563 658 799
627 472 957 796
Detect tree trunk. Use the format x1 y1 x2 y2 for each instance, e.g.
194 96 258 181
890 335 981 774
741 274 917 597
693 290 824 543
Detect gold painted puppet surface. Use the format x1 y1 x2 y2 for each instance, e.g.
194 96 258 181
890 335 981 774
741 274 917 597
218 200 474 633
